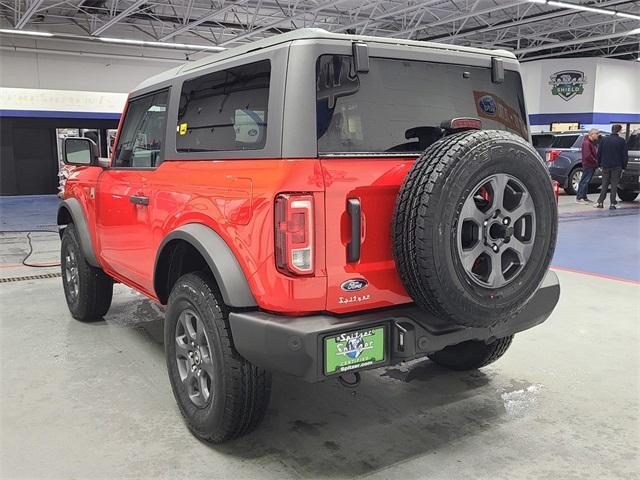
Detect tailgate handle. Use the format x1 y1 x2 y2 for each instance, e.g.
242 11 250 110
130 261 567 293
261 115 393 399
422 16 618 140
130 195 149 206
347 198 361 263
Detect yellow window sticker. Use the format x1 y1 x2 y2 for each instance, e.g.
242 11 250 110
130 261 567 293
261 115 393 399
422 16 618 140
178 123 188 135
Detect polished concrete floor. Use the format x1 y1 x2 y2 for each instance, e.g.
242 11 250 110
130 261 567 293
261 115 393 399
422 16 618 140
0 195 639 479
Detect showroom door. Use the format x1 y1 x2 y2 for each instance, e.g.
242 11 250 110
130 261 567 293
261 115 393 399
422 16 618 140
95 90 169 293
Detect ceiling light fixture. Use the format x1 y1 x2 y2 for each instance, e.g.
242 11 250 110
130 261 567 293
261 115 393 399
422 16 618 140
0 28 53 37
530 1 640 20
547 1 615 15
98 37 225 51
0 29 224 52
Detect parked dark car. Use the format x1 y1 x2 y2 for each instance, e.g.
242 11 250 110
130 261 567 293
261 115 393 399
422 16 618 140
623 130 640 201
532 131 602 195
533 130 639 201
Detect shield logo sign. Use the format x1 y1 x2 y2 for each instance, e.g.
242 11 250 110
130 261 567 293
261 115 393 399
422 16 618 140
549 70 586 101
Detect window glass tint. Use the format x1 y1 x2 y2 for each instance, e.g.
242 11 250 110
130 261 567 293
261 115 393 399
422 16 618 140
532 134 554 148
628 131 640 151
316 55 528 154
113 91 168 168
177 60 270 152
551 135 579 148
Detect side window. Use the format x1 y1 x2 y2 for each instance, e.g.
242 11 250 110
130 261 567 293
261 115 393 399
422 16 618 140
551 135 579 148
176 60 270 152
113 90 169 168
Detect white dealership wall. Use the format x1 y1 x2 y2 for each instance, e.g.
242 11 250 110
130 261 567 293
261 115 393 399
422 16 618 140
520 57 640 130
0 36 198 117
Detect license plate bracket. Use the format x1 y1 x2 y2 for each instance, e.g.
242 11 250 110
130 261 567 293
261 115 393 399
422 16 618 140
324 325 386 376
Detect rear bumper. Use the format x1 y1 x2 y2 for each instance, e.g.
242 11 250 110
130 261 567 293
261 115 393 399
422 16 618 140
229 270 560 383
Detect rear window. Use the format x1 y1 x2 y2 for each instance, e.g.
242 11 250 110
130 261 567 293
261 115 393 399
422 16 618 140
176 60 270 152
551 135 579 148
316 55 528 154
532 134 554 148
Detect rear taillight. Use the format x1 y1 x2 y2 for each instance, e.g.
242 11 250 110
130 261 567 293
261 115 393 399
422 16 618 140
275 193 314 276
546 150 561 163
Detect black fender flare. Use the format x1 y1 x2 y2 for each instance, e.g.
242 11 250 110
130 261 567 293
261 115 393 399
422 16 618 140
154 223 257 308
57 198 99 267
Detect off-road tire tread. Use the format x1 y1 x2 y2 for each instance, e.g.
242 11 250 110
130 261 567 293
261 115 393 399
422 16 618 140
168 272 271 443
428 335 514 371
393 130 556 327
61 224 113 321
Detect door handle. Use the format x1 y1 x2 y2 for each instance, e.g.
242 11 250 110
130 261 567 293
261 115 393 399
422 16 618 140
130 195 149 206
347 198 361 263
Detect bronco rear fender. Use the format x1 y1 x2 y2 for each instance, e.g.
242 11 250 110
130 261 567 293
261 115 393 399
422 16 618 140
57 198 99 267
154 223 257 308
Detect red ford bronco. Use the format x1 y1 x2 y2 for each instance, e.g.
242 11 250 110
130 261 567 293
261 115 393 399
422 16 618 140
59 29 559 443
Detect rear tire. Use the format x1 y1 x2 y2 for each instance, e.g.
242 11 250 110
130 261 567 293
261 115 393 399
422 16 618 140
428 336 514 371
617 189 638 202
565 167 582 195
61 224 113 321
165 271 272 443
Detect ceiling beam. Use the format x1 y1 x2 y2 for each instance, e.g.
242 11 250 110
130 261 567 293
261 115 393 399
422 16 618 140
604 49 639 58
218 0 351 46
91 0 147 36
160 0 251 41
15 0 44 29
422 0 632 42
516 28 640 55
521 39 640 61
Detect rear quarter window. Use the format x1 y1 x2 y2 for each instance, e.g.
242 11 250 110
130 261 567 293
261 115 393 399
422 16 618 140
551 135 580 149
316 55 528 154
176 60 270 152
532 135 554 148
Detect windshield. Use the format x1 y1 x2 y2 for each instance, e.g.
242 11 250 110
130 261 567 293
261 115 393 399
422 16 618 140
316 55 528 154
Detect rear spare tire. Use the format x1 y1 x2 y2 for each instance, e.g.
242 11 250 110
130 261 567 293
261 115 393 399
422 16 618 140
393 130 557 328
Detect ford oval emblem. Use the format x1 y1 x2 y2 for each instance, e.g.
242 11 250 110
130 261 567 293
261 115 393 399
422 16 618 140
341 279 368 292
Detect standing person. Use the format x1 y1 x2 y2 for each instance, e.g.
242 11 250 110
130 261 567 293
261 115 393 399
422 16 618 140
595 124 628 210
576 128 599 203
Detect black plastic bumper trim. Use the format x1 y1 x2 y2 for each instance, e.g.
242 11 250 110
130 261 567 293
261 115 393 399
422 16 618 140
229 270 560 383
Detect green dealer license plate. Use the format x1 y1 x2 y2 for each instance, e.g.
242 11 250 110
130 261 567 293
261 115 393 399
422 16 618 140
324 326 386 375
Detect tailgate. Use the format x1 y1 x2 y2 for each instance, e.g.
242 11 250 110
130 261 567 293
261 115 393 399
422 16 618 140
320 157 415 314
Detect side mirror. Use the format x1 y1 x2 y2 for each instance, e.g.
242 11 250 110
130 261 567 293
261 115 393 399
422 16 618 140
63 137 99 166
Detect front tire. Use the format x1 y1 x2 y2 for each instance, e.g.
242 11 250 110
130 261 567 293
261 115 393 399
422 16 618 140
428 336 514 371
61 224 113 321
165 272 272 443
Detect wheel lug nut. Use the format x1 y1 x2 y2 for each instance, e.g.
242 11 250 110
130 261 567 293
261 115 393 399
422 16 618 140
503 218 509 225
191 365 196 371
483 220 488 226
492 245 499 252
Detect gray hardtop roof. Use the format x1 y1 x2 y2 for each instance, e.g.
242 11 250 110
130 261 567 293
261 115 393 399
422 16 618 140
132 27 516 93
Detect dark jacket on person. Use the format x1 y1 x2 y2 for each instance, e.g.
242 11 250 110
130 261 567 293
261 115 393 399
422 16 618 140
597 133 628 169
581 136 598 169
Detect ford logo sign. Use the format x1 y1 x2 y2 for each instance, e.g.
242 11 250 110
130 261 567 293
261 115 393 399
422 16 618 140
340 279 368 292
478 95 497 116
